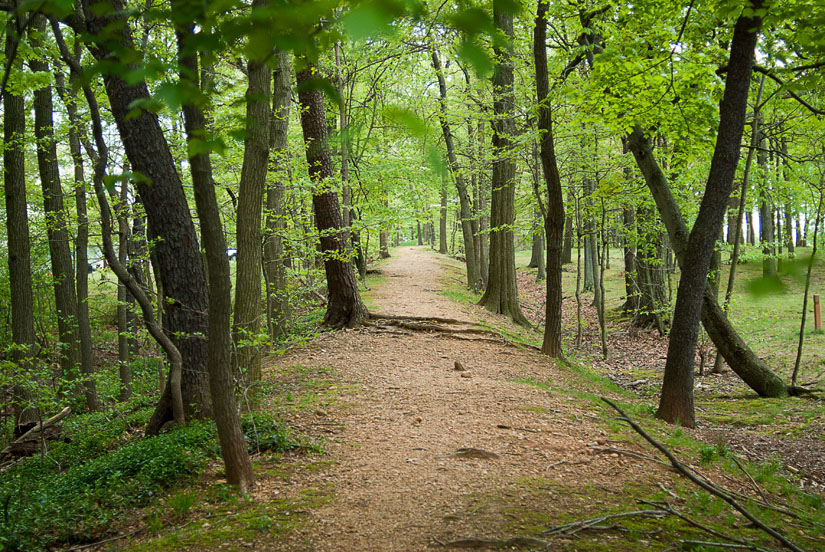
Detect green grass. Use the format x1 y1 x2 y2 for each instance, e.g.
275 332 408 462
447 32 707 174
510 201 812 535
505 363 825 550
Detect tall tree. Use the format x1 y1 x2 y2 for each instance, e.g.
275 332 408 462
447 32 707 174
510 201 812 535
296 61 368 328
31 17 82 398
757 123 777 278
233 0 272 385
65 0 213 431
655 2 764 427
55 71 99 411
172 1 253 492
4 13 39 431
479 1 528 326
430 46 479 289
533 0 565 357
263 50 292 340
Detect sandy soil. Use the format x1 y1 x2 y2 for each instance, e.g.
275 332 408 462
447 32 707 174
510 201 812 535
260 246 672 551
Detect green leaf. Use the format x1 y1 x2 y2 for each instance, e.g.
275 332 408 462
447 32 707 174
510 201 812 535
296 76 342 108
383 106 428 138
457 40 493 78
746 275 786 297
341 2 394 40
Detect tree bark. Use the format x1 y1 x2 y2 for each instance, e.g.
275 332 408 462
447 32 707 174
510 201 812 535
648 2 765 426
233 18 272 385
264 50 292 340
72 0 212 426
56 71 99 411
3 15 39 430
72 0 213 429
479 2 529 327
534 0 565 357
627 125 789 400
296 62 368 328
31 26 82 398
430 47 479 289
116 182 132 401
173 9 253 492
757 122 777 277
620 203 640 313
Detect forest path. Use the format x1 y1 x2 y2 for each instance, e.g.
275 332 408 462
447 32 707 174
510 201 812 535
260 246 652 551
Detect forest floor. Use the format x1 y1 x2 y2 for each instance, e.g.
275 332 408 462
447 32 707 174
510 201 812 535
122 246 825 552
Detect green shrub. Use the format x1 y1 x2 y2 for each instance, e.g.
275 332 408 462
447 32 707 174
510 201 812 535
242 412 302 454
0 418 216 551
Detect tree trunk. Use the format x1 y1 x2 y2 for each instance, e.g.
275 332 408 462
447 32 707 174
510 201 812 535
479 3 529 327
561 188 574 264
628 125 789 402
478 121 490 286
116 183 132 401
757 123 777 278
533 0 564 356
71 0 212 430
233 31 272 385
620 203 640 314
439 173 448 254
645 3 764 427
264 51 292 341
31 29 82 398
296 62 368 328
430 48 479 289
56 71 99 411
633 226 668 335
528 221 543 268
174 10 253 493
3 16 39 430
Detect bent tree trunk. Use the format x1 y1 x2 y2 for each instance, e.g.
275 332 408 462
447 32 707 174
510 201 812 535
479 3 529 327
75 0 212 430
296 62 368 328
629 2 773 427
627 126 789 399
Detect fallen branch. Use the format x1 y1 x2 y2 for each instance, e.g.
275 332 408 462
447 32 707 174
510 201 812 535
543 509 667 536
639 500 776 552
731 454 771 505
0 407 71 461
601 398 804 552
440 536 550 549
681 540 775 551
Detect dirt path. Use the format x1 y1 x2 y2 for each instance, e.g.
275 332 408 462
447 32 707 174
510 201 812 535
261 247 665 551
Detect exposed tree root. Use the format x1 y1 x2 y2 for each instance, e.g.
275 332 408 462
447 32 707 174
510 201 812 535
368 312 481 326
362 315 542 352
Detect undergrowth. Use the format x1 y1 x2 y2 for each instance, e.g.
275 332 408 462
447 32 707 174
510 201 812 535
0 408 304 552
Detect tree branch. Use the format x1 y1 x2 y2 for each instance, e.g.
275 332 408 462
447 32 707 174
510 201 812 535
601 398 804 552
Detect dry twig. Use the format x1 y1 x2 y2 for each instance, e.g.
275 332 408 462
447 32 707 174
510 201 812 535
601 398 804 552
